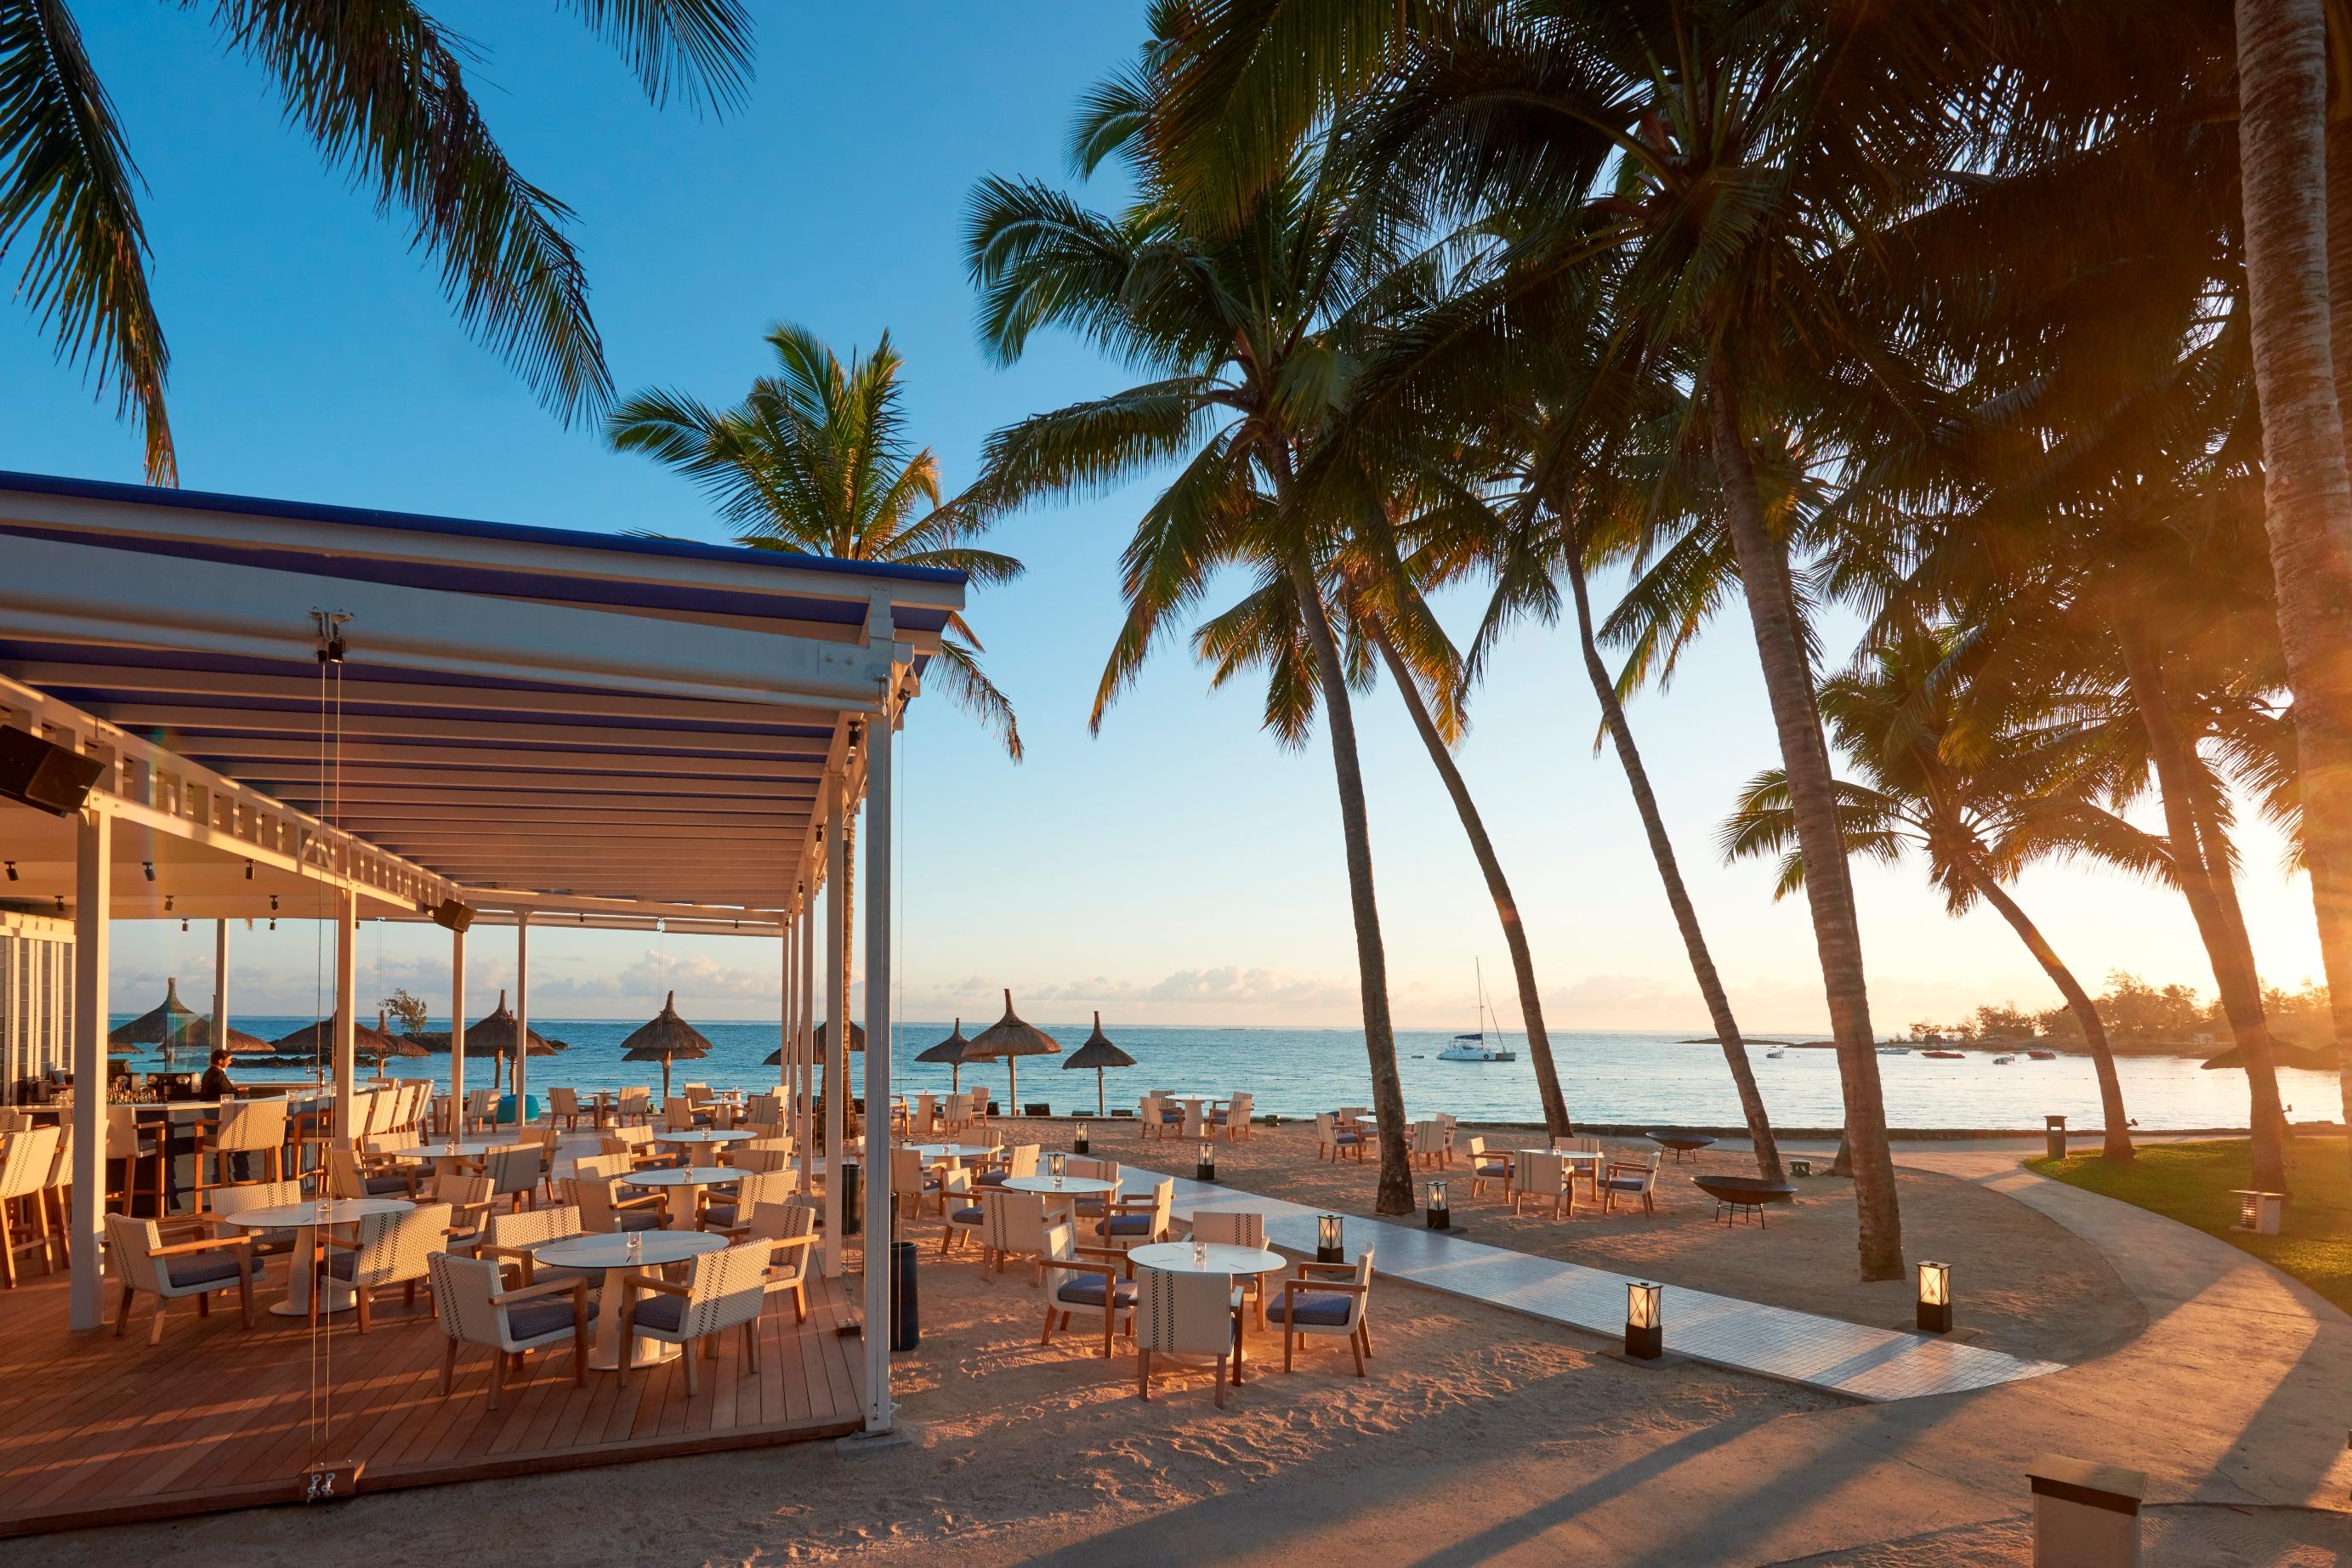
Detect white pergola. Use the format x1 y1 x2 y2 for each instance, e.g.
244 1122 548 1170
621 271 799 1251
0 469 952 1433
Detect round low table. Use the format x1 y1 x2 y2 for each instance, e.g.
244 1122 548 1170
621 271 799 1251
390 1140 513 1164
656 1128 753 1149
219 1196 413 1317
911 1143 993 1163
622 1164 741 1227
531 1229 730 1369
1003 1174 1119 1196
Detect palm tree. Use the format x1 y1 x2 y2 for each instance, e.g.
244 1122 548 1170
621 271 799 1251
962 137 1423 1213
1721 626 2147 1161
0 0 753 482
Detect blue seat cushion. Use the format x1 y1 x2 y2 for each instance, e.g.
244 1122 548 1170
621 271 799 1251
702 1201 738 1226
617 1210 662 1232
1159 1110 1182 1122
1211 1112 1230 1122
974 1171 1008 1186
1602 1177 1645 1192
1103 1213 1156 1236
948 1206 985 1225
164 1253 241 1289
1270 1289 1355 1327
1053 1275 1137 1309
1333 1133 1361 1145
507 1294 595 1342
362 1175 411 1196
631 1292 688 1334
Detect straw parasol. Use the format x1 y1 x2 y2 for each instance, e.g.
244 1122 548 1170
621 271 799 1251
177 1016 273 1054
915 1018 977 1093
1060 1011 1135 1116
364 1009 432 1072
815 1020 866 1053
2201 1036 2338 1074
467 987 560 1088
621 991 713 1100
964 991 1060 1110
271 1009 401 1060
109 978 199 1048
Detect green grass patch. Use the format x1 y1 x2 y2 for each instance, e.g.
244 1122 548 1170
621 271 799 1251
2027 1138 2352 1315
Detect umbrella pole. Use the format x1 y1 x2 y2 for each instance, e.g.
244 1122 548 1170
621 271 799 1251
1008 1057 1017 1116
1097 1068 1105 1118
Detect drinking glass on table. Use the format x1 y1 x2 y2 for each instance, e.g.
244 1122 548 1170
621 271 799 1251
1192 1238 1207 1268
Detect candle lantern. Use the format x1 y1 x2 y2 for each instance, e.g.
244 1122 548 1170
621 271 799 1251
1073 1122 1090 1156
1625 1281 1663 1360
1917 1260 1953 1334
1316 1213 1344 1264
1426 1180 1450 1230
1196 1140 1217 1182
1048 1150 1067 1181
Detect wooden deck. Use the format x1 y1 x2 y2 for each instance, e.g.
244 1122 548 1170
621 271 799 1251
0 1251 866 1537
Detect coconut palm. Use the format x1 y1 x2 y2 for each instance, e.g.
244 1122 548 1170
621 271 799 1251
962 128 1427 1212
0 0 753 482
1720 625 2153 1162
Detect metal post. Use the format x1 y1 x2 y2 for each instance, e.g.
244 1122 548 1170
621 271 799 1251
822 770 847 1276
779 914 793 1095
69 807 110 1329
448 925 467 1132
862 704 895 1430
332 889 357 1134
798 887 815 1196
514 911 531 1114
213 918 231 1050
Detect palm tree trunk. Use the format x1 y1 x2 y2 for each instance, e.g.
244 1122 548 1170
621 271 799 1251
1565 540 1783 1183
1707 360 1898 1275
1281 549 1414 1215
2116 622 2290 1189
1369 633 1572 1138
1957 861 2133 1161
2245 0 2352 1176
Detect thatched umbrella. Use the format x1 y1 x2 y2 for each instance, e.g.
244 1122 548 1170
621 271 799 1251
467 988 559 1090
2201 1036 2339 1074
179 1016 273 1054
622 991 713 1101
915 1018 976 1093
110 978 200 1049
766 1019 862 1065
271 1009 401 1060
964 991 1060 1111
363 1010 433 1073
1060 1012 1134 1116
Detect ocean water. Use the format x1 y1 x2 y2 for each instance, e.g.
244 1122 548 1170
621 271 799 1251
116 1019 2338 1132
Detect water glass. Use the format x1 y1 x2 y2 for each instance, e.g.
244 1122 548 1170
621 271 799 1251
1192 1238 1207 1268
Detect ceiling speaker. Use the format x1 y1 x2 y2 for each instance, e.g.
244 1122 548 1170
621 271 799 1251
0 728 102 816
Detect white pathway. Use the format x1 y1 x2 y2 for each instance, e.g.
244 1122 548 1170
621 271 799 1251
1116 1166 2065 1403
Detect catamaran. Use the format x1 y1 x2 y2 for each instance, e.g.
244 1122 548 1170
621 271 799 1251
1438 960 1519 1062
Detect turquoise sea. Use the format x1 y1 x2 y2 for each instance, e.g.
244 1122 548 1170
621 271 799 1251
111 1018 2337 1132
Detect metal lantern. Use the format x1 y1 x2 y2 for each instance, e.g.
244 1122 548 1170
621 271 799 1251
1196 1140 1216 1182
1048 1150 1068 1181
1316 1213 1344 1264
1625 1281 1662 1360
1917 1260 1953 1334
1073 1121 1090 1156
1426 1179 1450 1230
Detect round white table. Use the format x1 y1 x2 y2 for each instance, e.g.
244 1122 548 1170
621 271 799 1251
531 1229 729 1369
1003 1174 1119 1196
911 1143 993 1163
390 1140 513 1164
656 1128 753 1148
219 1196 413 1317
622 1164 741 1227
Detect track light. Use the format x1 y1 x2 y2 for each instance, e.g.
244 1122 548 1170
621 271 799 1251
180 918 189 933
143 861 155 882
244 860 254 880
54 895 65 913
270 895 279 912
164 895 173 912
3 861 14 881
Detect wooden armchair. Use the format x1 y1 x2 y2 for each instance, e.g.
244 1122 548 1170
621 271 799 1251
1271 1251 1375 1376
1464 1136 1513 1197
1136 1266 1243 1405
719 1199 819 1323
1512 1151 1575 1219
1037 1219 1136 1358
1099 1176 1174 1254
102 1211 255 1344
617 1240 772 1397
1599 1152 1662 1214
315 1202 450 1332
427 1252 592 1410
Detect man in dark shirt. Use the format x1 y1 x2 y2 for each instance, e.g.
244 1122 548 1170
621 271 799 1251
200 1050 250 1179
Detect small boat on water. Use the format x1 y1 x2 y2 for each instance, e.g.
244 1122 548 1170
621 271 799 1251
2025 1048 2057 1060
1765 1046 1787 1060
1921 1048 1965 1060
1877 1045 1912 1056
1438 961 1518 1063
1992 1053 2016 1065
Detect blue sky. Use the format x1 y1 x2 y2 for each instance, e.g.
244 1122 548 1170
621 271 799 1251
3 3 2322 1031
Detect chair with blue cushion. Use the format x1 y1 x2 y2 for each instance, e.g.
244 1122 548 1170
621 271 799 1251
314 1201 449 1332
617 1238 771 1398
1136 1264 1244 1405
1272 1249 1376 1376
974 1144 1037 1189
1315 1113 1363 1163
938 1169 986 1258
697 1167 794 1232
1099 1176 1174 1256
428 1251 593 1411
1210 1092 1253 1141
102 1210 256 1344
980 1188 1055 1282
1037 1219 1136 1358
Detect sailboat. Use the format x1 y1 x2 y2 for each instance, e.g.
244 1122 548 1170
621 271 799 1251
1438 960 1519 1062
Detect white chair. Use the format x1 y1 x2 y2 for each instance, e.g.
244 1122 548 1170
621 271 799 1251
1065 1156 1120 1224
965 1087 989 1126
940 1170 986 1258
1136 1265 1242 1406
1190 1208 1270 1327
1099 1176 1174 1254
1137 1096 1164 1141
913 1094 938 1137
698 1167 794 1232
1271 1249 1375 1376
974 1143 1038 1189
315 1202 450 1332
1464 1136 1513 1197
616 1086 652 1125
569 1167 663 1234
891 1146 942 1218
549 1087 585 1130
1512 1150 1574 1219
102 1210 256 1344
1212 1092 1253 1140
198 1098 287 1196
1313 1113 1364 1163
736 1199 819 1323
1411 1119 1448 1170
1600 1152 1662 1214
202 1176 307 1258
429 1173 498 1253
486 1145 541 1213
427 1251 592 1411
980 1188 1055 1282
1037 1219 1135 1358
617 1239 772 1398
1 1126 62 1287
480 1204 587 1287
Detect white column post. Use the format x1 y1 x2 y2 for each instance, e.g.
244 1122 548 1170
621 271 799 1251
798 883 815 1194
861 697 895 1431
212 918 231 1046
514 911 531 1111
779 915 793 1095
822 772 847 1277
68 806 110 1329
332 889 357 1134
448 924 468 1130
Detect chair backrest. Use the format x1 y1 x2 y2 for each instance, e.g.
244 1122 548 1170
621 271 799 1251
324 1145 368 1200
914 1094 936 1128
1005 1144 1041 1179
0 1109 28 1133
568 1174 631 1232
101 1212 171 1293
1411 1119 1443 1155
1038 1217 1080 1270
207 1177 304 1227
663 1099 696 1133
104 1106 143 1162
1464 1134 1489 1161
619 1086 651 1116
465 1088 497 1122
484 1202 580 1252
550 1087 579 1115
1313 1113 1338 1148
486 1145 539 1200
1190 1208 1266 1249
677 1241 772 1338
1067 1156 1117 1185
43 1122 71 1187
1143 1176 1175 1231
728 1144 793 1174
982 1189 1051 1256
428 1251 508 1346
1337 1105 1366 1123
1514 1150 1567 1195
1182 1103 1207 1139
1137 1266 1235 1355
1139 1095 1162 1126
890 1147 927 1196
1226 1093 1253 1121
432 1172 495 1214
571 1151 627 1184
216 1097 287 1154
967 1087 987 1118
731 1168 797 1211
747 1198 819 1245
0 1125 60 1201
684 1082 713 1104
746 1094 783 1128
346 1202 451 1288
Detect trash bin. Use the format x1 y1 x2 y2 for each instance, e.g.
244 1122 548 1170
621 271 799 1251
889 1239 920 1351
842 1158 861 1236
2044 1115 2066 1162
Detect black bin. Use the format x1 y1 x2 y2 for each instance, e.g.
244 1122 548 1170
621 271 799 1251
889 1240 920 1350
